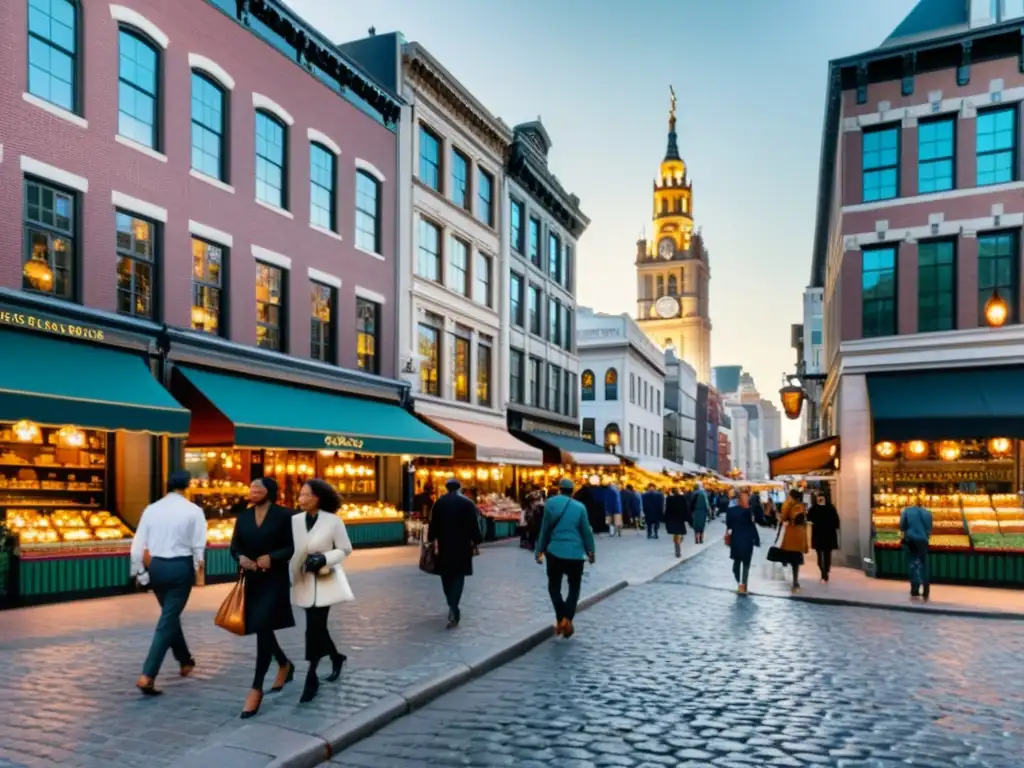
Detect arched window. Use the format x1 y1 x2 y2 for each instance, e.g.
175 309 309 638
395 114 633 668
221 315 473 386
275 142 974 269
604 368 618 401
604 422 621 453
190 72 226 181
355 170 382 254
581 369 596 401
668 275 678 295
118 29 161 149
255 109 288 209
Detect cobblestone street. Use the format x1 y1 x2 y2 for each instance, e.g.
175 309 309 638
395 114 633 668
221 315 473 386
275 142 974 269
0 527 711 767
337 544 1024 768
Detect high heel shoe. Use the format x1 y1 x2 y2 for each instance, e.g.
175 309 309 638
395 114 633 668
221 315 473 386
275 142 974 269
270 662 294 693
240 690 263 719
326 654 347 682
299 674 319 703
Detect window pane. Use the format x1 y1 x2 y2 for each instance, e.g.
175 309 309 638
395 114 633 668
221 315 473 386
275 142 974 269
449 237 468 295
862 127 899 202
118 31 158 148
309 143 336 230
977 107 1017 186
23 180 75 299
417 219 441 282
978 231 1018 324
355 171 381 254
256 111 286 208
310 282 334 362
861 246 897 337
918 118 955 193
192 238 223 334
356 298 379 373
419 126 441 191
510 200 524 252
453 336 470 402
115 211 156 319
255 262 284 351
27 0 77 112
474 252 491 307
917 240 955 332
418 324 440 395
451 149 469 209
477 168 493 226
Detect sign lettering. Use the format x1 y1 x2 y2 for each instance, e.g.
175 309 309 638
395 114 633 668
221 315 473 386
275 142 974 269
324 434 365 450
0 310 105 341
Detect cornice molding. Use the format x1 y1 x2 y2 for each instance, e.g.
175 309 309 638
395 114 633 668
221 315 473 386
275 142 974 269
508 143 590 237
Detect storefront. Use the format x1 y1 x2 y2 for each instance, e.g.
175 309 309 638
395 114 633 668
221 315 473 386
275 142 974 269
0 292 187 603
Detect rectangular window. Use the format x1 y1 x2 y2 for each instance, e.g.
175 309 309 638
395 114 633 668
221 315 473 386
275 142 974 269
509 348 524 404
310 281 335 363
117 30 159 149
448 237 469 296
528 285 542 335
568 372 578 418
562 306 573 351
191 72 225 180
917 117 954 193
419 125 442 191
115 211 155 319
528 217 541 266
418 322 441 396
862 126 899 202
477 338 492 407
529 356 542 407
417 218 442 282
255 262 285 351
510 199 524 253
309 143 336 231
477 168 494 227
451 148 470 209
629 424 635 451
563 242 573 288
191 237 224 335
356 298 380 373
656 391 661 415
562 371 572 417
583 418 596 444
547 363 561 412
630 373 636 404
474 252 492 307
977 107 1017 186
510 272 524 326
27 0 78 113
453 333 471 402
23 178 75 299
548 297 560 344
256 111 287 209
355 171 381 254
978 231 1018 325
548 232 561 280
861 246 897 338
917 240 955 332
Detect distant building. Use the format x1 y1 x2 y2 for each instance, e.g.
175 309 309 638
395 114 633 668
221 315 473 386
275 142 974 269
712 365 742 396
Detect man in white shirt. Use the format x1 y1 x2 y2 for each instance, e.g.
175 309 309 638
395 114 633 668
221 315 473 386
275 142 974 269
130 471 207 695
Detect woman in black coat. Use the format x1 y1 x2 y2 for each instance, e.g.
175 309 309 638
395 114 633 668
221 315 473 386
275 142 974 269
427 478 483 628
663 489 689 558
231 476 296 718
807 492 841 583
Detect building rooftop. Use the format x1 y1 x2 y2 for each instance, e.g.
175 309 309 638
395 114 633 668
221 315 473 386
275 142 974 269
881 0 968 48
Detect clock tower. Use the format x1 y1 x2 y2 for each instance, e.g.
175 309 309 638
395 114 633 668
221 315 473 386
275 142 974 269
635 86 712 384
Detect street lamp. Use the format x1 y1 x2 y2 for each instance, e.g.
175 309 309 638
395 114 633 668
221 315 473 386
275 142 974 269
779 375 807 421
984 288 1009 327
607 431 620 455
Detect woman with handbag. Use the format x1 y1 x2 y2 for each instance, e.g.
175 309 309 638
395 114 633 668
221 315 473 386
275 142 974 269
291 478 353 703
725 487 760 594
778 488 810 593
231 477 296 718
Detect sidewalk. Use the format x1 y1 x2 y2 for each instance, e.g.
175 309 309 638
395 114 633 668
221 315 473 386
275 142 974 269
0 521 723 768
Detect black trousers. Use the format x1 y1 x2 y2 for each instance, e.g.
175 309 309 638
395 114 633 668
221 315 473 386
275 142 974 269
546 554 584 622
252 630 289 690
816 549 833 580
441 574 465 618
304 606 340 663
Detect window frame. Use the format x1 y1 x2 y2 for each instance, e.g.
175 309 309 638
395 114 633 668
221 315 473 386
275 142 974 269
310 280 336 364
509 348 524 404
474 251 492 307
528 216 541 267
476 338 492 407
191 236 227 336
976 105 1018 187
418 124 443 192
309 141 337 232
356 297 380 374
528 356 543 407
916 238 956 333
510 199 525 253
417 321 441 397
547 231 561 281
528 284 542 336
581 369 596 401
255 260 287 352
862 124 901 203
977 229 1019 325
477 167 494 227
450 147 470 210
416 217 442 283
23 176 77 301
547 362 562 413
452 332 471 403
605 368 619 401
190 71 227 182
510 271 524 326
114 209 158 320
861 245 898 339
117 27 162 150
355 170 382 254
27 0 80 114
917 116 956 194
448 236 469 296
255 108 288 210
547 296 560 344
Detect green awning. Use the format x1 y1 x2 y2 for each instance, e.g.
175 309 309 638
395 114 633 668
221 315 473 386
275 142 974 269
517 430 621 467
868 366 1024 441
177 366 453 456
0 330 189 435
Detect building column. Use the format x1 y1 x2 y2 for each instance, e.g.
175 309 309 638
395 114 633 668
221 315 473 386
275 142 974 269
897 239 918 335
958 232 979 329
836 373 872 569
499 179 512 411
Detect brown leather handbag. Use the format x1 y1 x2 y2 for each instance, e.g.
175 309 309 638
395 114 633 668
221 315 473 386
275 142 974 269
214 572 246 635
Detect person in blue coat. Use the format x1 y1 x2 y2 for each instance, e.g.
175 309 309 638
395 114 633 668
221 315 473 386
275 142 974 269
726 487 761 594
621 484 642 531
690 482 711 544
641 484 665 539
603 483 623 536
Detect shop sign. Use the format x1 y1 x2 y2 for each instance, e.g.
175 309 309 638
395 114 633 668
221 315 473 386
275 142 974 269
324 434 365 450
0 310 105 341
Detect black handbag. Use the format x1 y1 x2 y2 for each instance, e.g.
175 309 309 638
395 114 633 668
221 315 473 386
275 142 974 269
766 523 787 563
419 542 437 574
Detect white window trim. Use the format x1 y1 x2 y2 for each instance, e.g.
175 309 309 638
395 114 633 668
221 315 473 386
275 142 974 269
109 5 170 48
255 198 294 220
354 243 385 262
252 244 291 270
308 128 341 156
112 190 167 223
355 158 386 183
310 223 343 242
189 219 232 248
308 267 342 289
190 168 235 194
355 286 387 305
252 92 294 126
188 53 235 90
20 155 88 193
22 92 88 129
115 134 168 163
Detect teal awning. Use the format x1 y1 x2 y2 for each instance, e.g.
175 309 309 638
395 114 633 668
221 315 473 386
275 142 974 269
868 367 1024 441
177 366 452 456
518 430 621 467
0 330 189 435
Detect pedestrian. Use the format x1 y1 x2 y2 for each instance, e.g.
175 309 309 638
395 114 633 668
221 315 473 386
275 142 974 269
664 488 688 557
231 477 296 718
604 483 623 537
535 478 596 638
130 470 207 696
899 494 933 601
291 479 353 704
690 481 710 544
621 483 642 532
641 484 665 539
807 491 841 584
778 488 810 593
726 487 761 594
428 477 483 628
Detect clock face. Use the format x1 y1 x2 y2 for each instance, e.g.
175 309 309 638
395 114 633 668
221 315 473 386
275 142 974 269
658 238 674 259
654 295 680 319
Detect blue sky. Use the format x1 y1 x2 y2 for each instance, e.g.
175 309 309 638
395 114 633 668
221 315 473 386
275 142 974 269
290 0 918 444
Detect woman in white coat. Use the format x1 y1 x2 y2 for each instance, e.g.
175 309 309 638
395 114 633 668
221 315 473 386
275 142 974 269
291 478 354 703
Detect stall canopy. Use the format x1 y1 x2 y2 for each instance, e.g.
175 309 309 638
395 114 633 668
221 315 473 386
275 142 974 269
635 458 687 476
518 430 621 466
867 367 1024 441
0 331 190 435
175 367 453 456
422 417 543 466
768 435 840 479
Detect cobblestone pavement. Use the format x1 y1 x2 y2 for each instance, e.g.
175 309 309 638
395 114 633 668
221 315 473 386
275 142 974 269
0 524 717 767
336 544 1024 768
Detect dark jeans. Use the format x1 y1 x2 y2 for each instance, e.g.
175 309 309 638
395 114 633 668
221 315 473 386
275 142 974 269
647 522 660 539
546 554 584 622
304 606 340 664
253 630 289 690
732 557 751 585
907 540 930 596
816 549 833 581
142 556 194 679
441 573 465 619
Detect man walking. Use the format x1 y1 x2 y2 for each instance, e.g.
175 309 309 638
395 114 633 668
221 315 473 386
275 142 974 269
535 478 595 638
621 484 642 532
641 484 665 539
428 478 483 628
900 495 933 600
131 471 207 695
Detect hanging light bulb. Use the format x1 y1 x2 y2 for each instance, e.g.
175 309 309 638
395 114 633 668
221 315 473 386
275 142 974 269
13 420 40 442
57 426 85 448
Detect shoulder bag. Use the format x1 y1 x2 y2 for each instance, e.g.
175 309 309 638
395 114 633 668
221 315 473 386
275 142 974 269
214 571 246 635
766 523 787 564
